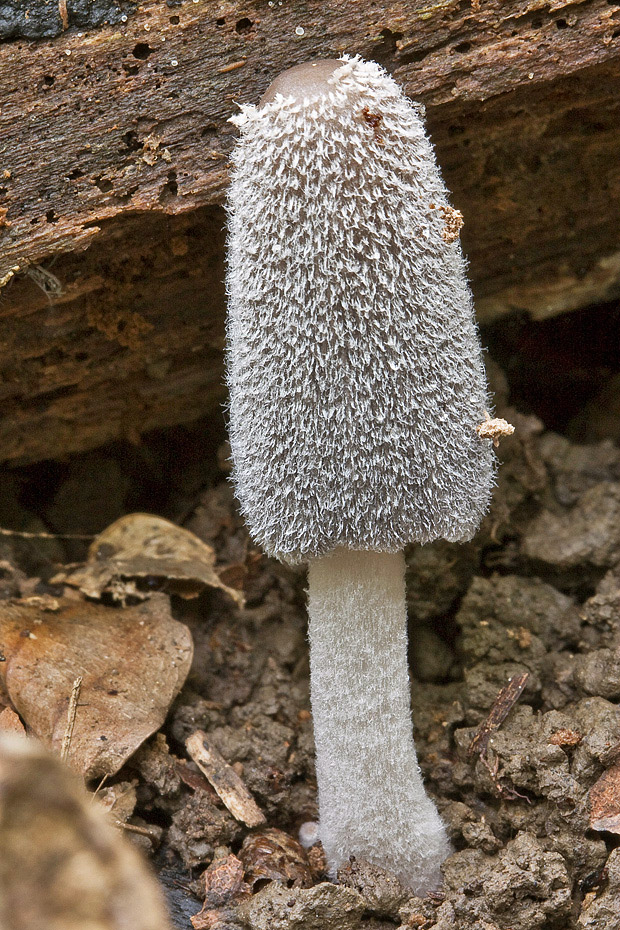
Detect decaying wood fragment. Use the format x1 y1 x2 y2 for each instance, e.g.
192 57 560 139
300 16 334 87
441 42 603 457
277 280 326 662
186 730 266 828
468 671 530 759
589 757 620 834
0 1 618 463
476 411 516 448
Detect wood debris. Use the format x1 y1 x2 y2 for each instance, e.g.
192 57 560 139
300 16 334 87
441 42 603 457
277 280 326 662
186 730 266 828
467 672 532 802
476 410 516 447
589 758 620 834
468 672 530 759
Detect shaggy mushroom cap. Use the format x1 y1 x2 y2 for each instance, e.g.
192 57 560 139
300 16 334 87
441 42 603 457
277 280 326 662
226 56 496 563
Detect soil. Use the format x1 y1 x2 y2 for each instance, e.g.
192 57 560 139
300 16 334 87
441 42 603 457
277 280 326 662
2 331 620 930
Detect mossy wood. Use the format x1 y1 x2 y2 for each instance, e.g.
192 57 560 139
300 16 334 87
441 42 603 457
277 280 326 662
0 0 618 462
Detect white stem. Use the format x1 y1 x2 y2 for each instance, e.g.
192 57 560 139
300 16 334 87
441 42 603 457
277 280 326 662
307 548 451 893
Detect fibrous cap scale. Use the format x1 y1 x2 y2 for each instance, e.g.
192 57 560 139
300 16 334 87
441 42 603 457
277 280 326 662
226 56 496 564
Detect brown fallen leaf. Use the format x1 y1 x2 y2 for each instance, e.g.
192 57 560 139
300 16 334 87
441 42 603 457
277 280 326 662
238 829 314 889
0 592 193 779
0 733 172 930
590 757 620 833
190 854 250 929
0 707 25 735
53 512 244 605
186 730 266 828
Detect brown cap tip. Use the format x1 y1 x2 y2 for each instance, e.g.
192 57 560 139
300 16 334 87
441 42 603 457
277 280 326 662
259 59 342 107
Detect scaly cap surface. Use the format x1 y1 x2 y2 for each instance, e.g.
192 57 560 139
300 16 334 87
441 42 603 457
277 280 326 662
226 56 495 563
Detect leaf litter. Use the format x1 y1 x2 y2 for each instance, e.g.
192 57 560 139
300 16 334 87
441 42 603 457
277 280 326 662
0 592 193 778
53 512 245 605
1 377 620 928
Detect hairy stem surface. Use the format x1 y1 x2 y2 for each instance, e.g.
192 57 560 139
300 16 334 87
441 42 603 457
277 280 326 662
307 548 451 893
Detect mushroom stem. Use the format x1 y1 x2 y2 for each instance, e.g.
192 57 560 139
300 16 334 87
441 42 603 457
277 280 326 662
307 548 451 893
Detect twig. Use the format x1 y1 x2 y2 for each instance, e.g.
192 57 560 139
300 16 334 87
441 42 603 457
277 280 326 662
468 672 530 758
92 773 109 799
58 0 69 30
186 730 266 827
479 750 531 803
0 527 95 540
116 821 156 838
467 672 531 802
60 676 82 763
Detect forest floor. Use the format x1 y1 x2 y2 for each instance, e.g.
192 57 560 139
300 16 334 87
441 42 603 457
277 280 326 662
1 333 620 930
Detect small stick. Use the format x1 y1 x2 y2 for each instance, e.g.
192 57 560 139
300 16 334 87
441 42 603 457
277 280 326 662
60 676 83 763
91 773 109 799
468 671 530 759
116 821 156 839
186 730 266 827
218 60 247 73
58 0 69 30
0 527 95 540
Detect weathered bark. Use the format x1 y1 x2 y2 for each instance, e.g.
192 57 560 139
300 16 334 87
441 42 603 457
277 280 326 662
0 0 618 462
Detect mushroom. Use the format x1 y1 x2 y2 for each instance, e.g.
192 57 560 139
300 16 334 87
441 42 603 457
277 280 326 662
226 56 496 893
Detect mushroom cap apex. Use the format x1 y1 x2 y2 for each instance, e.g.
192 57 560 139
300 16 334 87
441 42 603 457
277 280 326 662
259 59 342 106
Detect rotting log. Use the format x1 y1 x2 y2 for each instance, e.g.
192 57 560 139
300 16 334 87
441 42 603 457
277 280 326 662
0 0 619 462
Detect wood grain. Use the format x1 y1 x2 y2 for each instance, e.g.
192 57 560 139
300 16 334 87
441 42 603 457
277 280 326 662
0 0 618 461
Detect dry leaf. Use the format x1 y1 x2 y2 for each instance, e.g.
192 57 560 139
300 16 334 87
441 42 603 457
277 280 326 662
0 734 172 930
53 513 244 605
590 758 620 833
238 829 314 889
0 707 25 735
0 593 193 779
190 853 251 928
